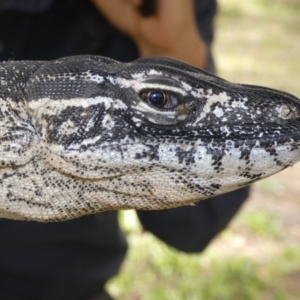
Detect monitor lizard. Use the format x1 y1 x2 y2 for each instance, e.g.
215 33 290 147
0 55 299 222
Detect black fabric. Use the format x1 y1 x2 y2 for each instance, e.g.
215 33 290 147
0 1 250 299
0 0 54 13
0 212 127 300
137 187 249 253
0 1 114 60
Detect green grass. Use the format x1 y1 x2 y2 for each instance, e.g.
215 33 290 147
241 209 282 238
106 1 300 299
107 210 300 299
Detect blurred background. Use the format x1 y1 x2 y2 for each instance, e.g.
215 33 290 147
107 1 300 299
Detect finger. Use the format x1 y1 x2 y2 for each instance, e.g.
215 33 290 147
126 0 142 7
157 0 194 22
91 0 141 35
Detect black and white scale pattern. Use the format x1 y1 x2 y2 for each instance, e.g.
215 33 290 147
0 55 300 222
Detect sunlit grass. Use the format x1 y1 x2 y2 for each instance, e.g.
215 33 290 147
241 209 282 238
107 0 300 298
107 210 300 299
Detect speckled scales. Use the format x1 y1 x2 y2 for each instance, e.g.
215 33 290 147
1 55 300 222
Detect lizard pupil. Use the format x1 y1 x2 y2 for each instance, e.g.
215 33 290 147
148 91 166 107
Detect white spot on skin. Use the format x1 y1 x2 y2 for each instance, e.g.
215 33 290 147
131 72 146 79
85 115 96 132
191 88 205 98
27 98 51 111
131 117 142 127
88 75 104 84
220 126 231 136
213 106 224 117
107 76 116 84
181 81 192 92
148 70 163 76
218 92 232 103
113 99 128 110
114 77 132 88
148 117 156 123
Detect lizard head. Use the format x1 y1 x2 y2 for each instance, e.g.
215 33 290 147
1 55 300 221
103 56 300 206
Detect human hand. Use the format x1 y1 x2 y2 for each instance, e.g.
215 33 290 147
91 0 207 69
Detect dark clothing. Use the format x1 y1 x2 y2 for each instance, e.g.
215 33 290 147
0 212 125 300
0 0 216 70
0 1 249 299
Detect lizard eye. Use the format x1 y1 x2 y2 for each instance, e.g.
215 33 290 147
148 91 165 107
141 91 178 109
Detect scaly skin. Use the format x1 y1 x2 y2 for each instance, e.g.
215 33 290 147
0 55 299 222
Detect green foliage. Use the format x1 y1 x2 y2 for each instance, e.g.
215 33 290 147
106 210 300 299
241 210 282 238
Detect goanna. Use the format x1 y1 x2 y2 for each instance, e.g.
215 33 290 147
0 55 299 222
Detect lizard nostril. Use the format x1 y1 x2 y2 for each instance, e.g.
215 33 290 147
278 105 298 119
